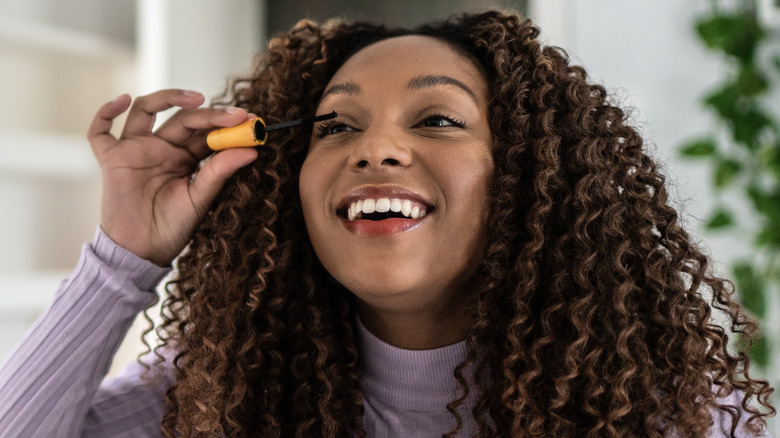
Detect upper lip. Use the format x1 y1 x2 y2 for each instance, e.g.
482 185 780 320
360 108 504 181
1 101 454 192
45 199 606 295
336 185 434 214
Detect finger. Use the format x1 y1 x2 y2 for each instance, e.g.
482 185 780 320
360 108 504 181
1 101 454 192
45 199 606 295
173 111 255 161
87 94 132 156
180 130 212 160
154 106 248 148
121 89 205 138
181 111 257 160
189 148 258 214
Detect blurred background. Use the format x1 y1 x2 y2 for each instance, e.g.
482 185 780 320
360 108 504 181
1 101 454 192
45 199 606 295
1 0 779 430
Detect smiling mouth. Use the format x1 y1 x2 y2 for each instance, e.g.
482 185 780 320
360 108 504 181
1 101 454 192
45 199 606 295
339 197 431 221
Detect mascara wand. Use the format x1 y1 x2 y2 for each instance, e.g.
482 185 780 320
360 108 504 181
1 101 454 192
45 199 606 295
207 111 337 151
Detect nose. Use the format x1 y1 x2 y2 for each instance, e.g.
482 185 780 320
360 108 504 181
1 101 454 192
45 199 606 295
347 127 413 170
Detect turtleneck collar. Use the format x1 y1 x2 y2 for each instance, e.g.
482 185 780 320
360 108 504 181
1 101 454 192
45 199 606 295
357 316 469 412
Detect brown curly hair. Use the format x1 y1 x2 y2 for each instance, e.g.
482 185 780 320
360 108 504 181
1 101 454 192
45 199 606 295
145 10 775 438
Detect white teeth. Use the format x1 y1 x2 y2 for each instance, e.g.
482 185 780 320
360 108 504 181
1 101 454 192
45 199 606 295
348 200 364 220
345 197 429 221
362 199 376 214
375 198 391 213
401 200 412 217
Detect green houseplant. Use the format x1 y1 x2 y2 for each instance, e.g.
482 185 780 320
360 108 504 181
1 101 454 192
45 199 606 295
679 0 780 368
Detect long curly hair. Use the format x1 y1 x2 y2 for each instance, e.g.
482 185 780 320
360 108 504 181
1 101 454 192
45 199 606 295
146 10 775 438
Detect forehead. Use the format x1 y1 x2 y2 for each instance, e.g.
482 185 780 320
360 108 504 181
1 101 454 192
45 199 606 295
326 35 487 92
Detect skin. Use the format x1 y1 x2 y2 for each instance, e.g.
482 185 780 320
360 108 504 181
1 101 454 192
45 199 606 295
300 36 494 349
88 90 258 267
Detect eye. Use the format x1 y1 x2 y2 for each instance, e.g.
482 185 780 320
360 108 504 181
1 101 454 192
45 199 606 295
418 114 466 129
315 120 356 138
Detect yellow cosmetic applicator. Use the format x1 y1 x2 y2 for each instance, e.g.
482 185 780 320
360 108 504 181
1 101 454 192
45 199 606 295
207 111 337 151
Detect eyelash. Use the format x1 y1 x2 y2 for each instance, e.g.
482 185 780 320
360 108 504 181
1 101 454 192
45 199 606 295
421 113 466 129
314 113 466 138
314 119 348 138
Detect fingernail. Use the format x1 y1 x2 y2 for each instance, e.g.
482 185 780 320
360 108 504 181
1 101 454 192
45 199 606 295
225 107 243 114
182 90 200 97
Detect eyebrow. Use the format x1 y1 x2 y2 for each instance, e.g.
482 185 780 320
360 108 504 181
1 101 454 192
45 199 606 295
320 82 361 101
319 74 478 104
405 74 477 102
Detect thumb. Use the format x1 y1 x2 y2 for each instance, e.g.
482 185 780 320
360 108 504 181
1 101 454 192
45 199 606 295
87 94 132 157
189 148 258 213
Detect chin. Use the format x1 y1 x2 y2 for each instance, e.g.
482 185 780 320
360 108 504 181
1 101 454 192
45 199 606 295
343 277 422 299
329 258 420 290
338 275 429 305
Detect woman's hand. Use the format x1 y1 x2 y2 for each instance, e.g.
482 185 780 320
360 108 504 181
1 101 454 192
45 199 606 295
87 89 258 266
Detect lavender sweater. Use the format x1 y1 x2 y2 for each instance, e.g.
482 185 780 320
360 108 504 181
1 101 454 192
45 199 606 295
0 229 769 437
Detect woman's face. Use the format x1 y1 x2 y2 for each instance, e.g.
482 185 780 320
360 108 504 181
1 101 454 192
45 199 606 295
300 35 493 313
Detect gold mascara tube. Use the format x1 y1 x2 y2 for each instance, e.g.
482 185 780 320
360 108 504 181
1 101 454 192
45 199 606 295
207 111 337 151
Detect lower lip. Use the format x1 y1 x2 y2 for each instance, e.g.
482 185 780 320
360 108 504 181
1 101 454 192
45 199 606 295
340 217 425 236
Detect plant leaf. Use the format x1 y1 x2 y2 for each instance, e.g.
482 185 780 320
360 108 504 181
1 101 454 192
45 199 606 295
748 186 780 223
767 141 780 179
714 158 742 187
750 336 770 368
735 65 769 95
705 208 734 229
679 138 717 157
747 188 780 248
731 108 772 149
732 262 766 318
755 225 780 248
703 83 740 120
695 13 764 63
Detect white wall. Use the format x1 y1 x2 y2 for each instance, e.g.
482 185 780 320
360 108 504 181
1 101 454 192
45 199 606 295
137 0 264 96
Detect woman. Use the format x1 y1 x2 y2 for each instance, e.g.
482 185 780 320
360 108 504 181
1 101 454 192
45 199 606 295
0 10 774 438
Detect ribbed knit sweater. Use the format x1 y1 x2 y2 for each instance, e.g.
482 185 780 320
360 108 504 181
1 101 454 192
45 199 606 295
0 229 767 437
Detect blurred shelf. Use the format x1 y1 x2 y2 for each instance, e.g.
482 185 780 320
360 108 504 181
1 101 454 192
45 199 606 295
0 17 133 61
0 129 99 179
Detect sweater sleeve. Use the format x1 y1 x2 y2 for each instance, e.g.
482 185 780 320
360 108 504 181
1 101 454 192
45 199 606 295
707 389 771 438
0 228 172 437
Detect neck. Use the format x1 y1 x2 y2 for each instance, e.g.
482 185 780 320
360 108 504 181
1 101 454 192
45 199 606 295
356 299 471 350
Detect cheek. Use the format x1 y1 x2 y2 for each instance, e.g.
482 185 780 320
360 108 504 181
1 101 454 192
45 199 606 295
459 159 493 264
444 153 493 218
298 155 324 231
299 158 314 217
299 153 340 261
455 162 493 260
